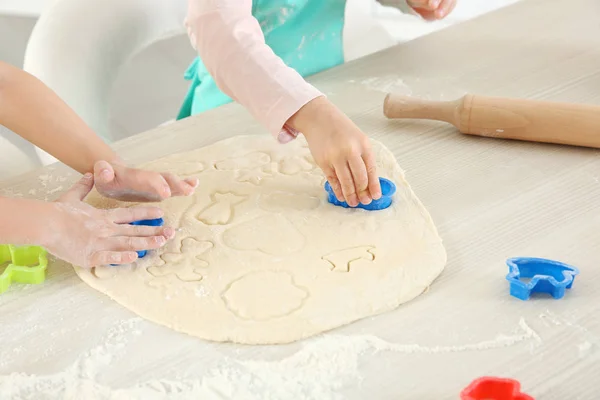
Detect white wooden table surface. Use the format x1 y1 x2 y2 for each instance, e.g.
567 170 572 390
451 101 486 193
1 0 600 398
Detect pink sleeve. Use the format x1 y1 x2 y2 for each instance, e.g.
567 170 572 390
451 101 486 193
185 0 324 143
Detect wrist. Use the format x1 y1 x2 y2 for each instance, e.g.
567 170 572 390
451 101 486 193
79 145 119 175
34 202 64 249
0 197 60 248
286 96 340 139
106 155 125 166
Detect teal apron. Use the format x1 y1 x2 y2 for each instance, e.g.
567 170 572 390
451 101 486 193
177 0 346 120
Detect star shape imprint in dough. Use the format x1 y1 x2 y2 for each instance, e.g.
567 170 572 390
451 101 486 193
235 164 273 185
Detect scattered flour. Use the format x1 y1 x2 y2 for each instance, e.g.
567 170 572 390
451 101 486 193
0 168 74 200
539 309 598 356
0 318 142 400
0 187 24 198
578 341 593 358
0 318 540 399
359 75 413 95
356 74 467 102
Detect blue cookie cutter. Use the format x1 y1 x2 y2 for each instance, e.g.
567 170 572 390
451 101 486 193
111 217 164 265
324 177 396 211
506 257 579 300
130 218 164 258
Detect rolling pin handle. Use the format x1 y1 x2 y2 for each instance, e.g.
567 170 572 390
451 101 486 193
384 93 465 130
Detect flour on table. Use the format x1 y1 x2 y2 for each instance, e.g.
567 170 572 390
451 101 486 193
76 135 446 344
0 318 539 399
360 75 413 95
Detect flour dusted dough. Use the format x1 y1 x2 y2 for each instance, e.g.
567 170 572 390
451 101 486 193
77 135 446 344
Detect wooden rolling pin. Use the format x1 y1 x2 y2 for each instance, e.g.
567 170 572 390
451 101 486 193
383 93 600 148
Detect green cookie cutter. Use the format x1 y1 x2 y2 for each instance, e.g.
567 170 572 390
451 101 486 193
0 245 48 294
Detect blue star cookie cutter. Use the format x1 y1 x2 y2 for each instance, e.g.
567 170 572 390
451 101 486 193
506 257 579 300
111 217 164 265
324 177 396 211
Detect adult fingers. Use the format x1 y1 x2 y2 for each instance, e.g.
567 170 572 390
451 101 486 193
108 206 164 224
334 162 359 207
348 155 371 205
116 225 175 239
89 251 138 267
105 235 168 252
59 173 94 202
185 177 200 189
362 151 381 200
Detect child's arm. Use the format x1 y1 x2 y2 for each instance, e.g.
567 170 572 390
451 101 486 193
186 0 381 208
0 174 174 267
0 61 197 202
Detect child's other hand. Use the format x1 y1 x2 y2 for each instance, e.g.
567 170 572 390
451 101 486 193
407 0 457 20
46 173 175 268
94 160 199 202
288 97 381 207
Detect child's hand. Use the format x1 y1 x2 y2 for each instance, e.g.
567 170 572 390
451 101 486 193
94 160 199 202
45 173 175 268
407 0 457 20
288 97 381 207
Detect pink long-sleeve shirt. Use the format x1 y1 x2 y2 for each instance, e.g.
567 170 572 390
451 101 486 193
185 0 323 144
185 1 414 144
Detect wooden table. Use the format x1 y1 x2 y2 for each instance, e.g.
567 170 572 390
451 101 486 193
1 0 600 398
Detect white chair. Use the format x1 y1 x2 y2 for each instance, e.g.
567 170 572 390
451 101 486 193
23 0 188 166
0 126 41 181
22 0 396 166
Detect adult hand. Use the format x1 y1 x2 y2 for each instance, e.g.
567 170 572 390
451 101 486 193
45 173 175 267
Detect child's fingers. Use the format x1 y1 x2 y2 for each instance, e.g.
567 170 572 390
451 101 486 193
115 166 170 200
435 0 456 18
94 160 116 184
138 171 170 199
324 166 344 202
335 162 359 207
160 172 193 196
411 7 437 21
411 0 454 20
349 156 371 205
362 152 382 200
409 0 440 10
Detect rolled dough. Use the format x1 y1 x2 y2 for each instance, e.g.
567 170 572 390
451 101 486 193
77 135 446 344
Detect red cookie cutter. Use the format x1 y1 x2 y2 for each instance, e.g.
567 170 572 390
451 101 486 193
461 377 534 400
